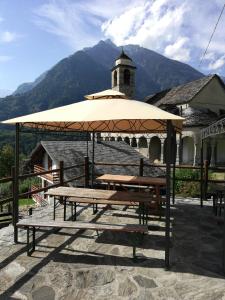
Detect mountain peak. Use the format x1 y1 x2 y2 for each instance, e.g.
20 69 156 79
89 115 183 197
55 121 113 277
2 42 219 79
104 39 116 47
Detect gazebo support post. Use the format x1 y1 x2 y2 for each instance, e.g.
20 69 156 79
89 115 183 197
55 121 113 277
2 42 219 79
165 120 172 269
172 128 176 205
13 123 20 243
200 139 204 207
91 132 95 188
86 131 89 157
223 199 225 274
91 132 97 213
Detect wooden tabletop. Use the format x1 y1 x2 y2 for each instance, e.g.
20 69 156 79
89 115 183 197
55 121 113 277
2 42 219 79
46 186 152 203
96 174 166 186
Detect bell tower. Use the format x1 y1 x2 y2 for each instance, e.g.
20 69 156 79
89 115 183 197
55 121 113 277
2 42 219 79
111 48 136 98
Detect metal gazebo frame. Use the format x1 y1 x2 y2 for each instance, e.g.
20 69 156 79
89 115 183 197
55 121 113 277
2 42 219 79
3 95 183 270
201 117 225 273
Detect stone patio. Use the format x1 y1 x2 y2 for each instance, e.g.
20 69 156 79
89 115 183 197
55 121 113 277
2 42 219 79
0 198 225 299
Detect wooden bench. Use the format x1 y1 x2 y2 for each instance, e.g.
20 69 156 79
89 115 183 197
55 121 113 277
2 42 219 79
17 219 148 258
58 196 163 224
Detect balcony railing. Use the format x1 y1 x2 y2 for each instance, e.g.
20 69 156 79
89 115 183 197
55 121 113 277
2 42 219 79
34 165 59 183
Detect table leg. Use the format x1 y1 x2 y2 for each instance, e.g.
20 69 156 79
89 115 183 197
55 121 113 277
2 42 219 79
71 202 73 220
64 198 66 221
27 227 30 256
139 203 141 224
145 204 148 225
32 227 35 252
74 203 77 221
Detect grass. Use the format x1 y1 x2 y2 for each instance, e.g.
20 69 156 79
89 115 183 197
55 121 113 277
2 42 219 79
19 198 35 207
209 172 225 180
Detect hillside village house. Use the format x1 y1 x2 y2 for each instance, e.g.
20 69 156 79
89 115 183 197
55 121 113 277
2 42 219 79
101 50 225 166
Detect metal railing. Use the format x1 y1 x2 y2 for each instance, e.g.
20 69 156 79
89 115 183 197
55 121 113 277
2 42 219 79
1 156 225 226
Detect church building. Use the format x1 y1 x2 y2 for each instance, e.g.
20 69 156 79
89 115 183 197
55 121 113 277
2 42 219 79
101 49 225 166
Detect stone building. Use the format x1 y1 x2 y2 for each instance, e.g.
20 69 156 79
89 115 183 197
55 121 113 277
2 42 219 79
111 49 136 98
102 50 225 166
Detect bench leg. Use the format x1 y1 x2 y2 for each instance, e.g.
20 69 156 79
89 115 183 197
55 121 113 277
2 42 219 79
27 227 30 256
140 203 146 225
132 232 143 261
133 246 136 260
139 203 141 224
93 204 98 214
73 203 77 221
53 197 56 220
145 205 148 225
27 227 36 256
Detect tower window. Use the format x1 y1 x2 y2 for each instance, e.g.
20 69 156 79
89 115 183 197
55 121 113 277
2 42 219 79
114 71 117 87
124 69 130 85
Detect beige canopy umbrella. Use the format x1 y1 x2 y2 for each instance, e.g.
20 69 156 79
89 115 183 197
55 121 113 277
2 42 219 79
2 97 184 133
2 92 184 269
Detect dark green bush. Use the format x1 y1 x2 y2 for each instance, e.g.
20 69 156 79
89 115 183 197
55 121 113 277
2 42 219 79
175 169 200 197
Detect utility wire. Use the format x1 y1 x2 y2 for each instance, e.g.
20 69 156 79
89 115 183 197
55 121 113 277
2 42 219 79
199 3 225 67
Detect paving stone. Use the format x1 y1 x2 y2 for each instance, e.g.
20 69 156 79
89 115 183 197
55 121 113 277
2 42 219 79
32 286 55 300
0 198 224 299
74 268 115 288
4 261 25 280
11 290 28 300
118 277 137 297
133 275 157 288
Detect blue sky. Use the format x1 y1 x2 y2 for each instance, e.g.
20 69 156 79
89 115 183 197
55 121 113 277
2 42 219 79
0 0 225 93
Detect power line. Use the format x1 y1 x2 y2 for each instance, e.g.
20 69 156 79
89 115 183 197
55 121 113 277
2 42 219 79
199 3 225 67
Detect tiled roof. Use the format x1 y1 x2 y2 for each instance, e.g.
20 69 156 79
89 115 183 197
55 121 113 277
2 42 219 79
31 141 164 187
182 107 218 127
145 75 220 107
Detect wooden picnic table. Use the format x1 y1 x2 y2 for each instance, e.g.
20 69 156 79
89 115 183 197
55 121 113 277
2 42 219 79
46 187 154 224
96 174 166 198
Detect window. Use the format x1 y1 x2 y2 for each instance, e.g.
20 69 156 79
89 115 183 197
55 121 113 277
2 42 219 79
114 71 117 86
124 69 130 85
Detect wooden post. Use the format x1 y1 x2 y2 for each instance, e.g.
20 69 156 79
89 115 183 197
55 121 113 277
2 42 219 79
91 132 95 188
200 140 204 207
204 160 209 201
172 129 176 205
165 120 172 270
223 197 225 274
84 156 89 188
179 132 183 165
59 161 64 186
13 123 20 243
139 158 144 176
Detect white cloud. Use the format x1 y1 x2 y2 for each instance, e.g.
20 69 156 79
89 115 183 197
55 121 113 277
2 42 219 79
34 0 142 50
208 55 225 70
34 0 104 50
0 31 19 43
34 0 225 74
0 55 13 63
164 37 190 62
102 1 189 50
101 0 225 72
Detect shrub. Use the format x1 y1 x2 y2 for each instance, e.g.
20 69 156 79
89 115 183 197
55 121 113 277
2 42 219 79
175 169 200 197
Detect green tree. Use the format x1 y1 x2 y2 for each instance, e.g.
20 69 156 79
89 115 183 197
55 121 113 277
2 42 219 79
0 144 14 177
